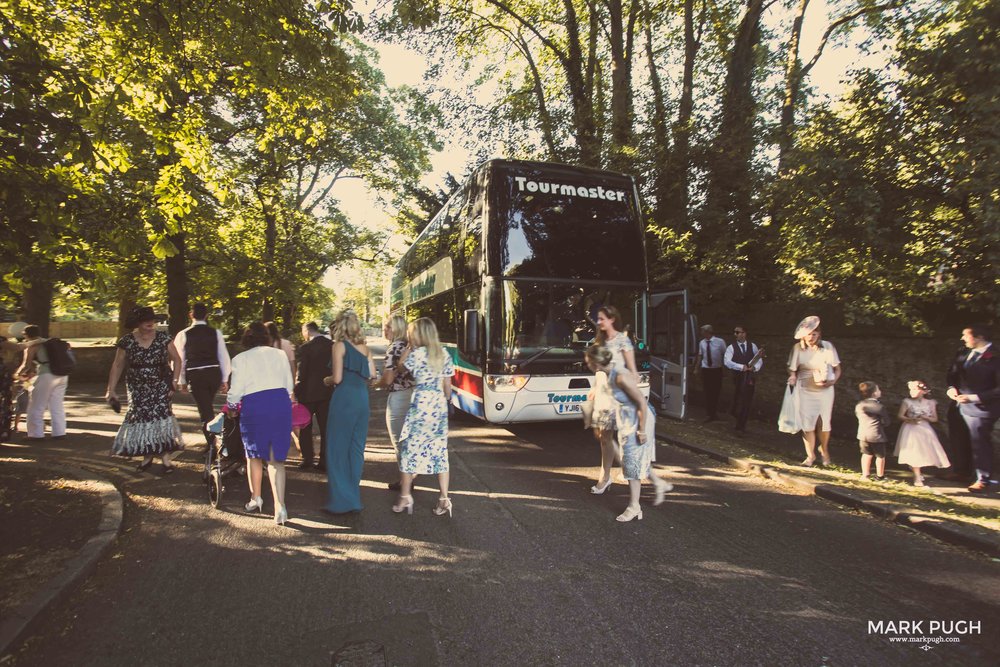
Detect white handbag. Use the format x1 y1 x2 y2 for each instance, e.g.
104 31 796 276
777 385 800 434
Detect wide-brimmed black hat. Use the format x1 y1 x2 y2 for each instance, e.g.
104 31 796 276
124 306 166 329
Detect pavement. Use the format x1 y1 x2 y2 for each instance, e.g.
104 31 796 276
0 370 1000 656
654 406 1000 558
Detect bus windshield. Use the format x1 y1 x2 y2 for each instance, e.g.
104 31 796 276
501 281 645 363
493 169 646 282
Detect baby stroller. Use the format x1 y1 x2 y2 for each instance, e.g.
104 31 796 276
204 411 247 509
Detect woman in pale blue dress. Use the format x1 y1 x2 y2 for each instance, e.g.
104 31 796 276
585 344 672 522
393 318 455 517
323 310 375 513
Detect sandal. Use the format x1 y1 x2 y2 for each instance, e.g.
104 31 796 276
136 459 154 472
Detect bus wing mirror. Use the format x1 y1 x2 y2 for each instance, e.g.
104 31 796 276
463 309 481 354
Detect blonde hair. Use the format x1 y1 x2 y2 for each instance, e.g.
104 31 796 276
408 317 445 373
386 314 407 342
332 310 366 345
585 343 613 367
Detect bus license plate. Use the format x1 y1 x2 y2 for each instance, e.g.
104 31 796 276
555 404 582 414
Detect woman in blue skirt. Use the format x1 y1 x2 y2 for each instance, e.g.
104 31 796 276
227 321 295 525
323 310 375 513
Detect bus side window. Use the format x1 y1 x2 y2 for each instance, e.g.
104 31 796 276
462 180 484 285
443 189 466 280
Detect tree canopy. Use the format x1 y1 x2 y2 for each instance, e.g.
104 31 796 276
379 0 997 332
1 0 441 334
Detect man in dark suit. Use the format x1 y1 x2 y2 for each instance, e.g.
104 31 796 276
295 321 333 471
946 325 1000 493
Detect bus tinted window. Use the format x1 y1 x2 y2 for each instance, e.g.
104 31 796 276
491 169 646 282
498 282 645 362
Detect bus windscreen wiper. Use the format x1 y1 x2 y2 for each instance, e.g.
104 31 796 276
514 346 555 371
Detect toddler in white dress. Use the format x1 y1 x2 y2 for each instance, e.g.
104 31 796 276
894 380 950 487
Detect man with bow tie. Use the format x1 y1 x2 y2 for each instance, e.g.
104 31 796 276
946 325 1000 493
724 326 763 434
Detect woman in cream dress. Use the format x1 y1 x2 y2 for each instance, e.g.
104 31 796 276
787 316 842 467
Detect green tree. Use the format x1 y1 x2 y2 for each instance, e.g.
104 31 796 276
774 0 999 330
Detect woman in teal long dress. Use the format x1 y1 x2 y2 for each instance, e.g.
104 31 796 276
323 310 374 513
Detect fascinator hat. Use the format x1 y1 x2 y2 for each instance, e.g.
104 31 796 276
6 321 28 340
124 306 167 329
793 315 821 340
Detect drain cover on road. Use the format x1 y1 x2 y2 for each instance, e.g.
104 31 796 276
332 639 387 666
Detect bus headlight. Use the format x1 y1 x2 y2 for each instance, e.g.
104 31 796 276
638 371 650 388
486 375 529 392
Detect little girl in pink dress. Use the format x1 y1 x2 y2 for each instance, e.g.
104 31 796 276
894 380 950 487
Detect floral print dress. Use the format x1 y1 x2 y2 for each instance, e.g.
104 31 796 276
609 366 654 481
111 332 183 457
398 346 455 475
593 332 634 431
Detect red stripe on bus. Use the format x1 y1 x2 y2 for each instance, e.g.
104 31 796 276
453 367 483 398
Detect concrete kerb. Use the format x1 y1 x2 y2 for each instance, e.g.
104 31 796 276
0 460 124 659
656 432 1000 559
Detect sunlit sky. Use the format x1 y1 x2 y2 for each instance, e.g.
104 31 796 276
325 0 887 293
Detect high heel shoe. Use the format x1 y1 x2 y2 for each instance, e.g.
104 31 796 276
653 478 674 507
800 458 816 467
616 506 643 522
244 496 263 513
274 506 288 525
432 497 453 517
392 495 414 514
590 478 613 494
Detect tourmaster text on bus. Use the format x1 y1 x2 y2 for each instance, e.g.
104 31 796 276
514 176 628 201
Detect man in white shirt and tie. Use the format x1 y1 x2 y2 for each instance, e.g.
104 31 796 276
695 325 727 421
725 326 763 434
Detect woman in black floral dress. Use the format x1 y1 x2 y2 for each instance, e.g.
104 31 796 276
106 307 184 473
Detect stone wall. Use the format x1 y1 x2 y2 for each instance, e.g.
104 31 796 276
1 321 118 339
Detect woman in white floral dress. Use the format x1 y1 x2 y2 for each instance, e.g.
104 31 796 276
393 318 456 517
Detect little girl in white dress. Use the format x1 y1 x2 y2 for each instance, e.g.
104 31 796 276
894 380 950 487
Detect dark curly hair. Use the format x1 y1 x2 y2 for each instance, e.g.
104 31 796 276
241 321 270 349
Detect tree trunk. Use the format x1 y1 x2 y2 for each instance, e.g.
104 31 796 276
665 0 703 232
700 0 763 248
607 0 637 171
261 205 277 322
643 2 671 229
778 0 810 173
164 231 189 335
116 264 142 336
563 0 600 166
22 266 55 337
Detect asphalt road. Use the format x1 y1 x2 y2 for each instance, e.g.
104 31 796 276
5 377 999 666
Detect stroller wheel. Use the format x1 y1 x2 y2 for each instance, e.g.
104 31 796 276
203 444 215 482
209 469 223 509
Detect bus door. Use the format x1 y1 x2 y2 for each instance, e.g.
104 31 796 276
648 289 692 418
